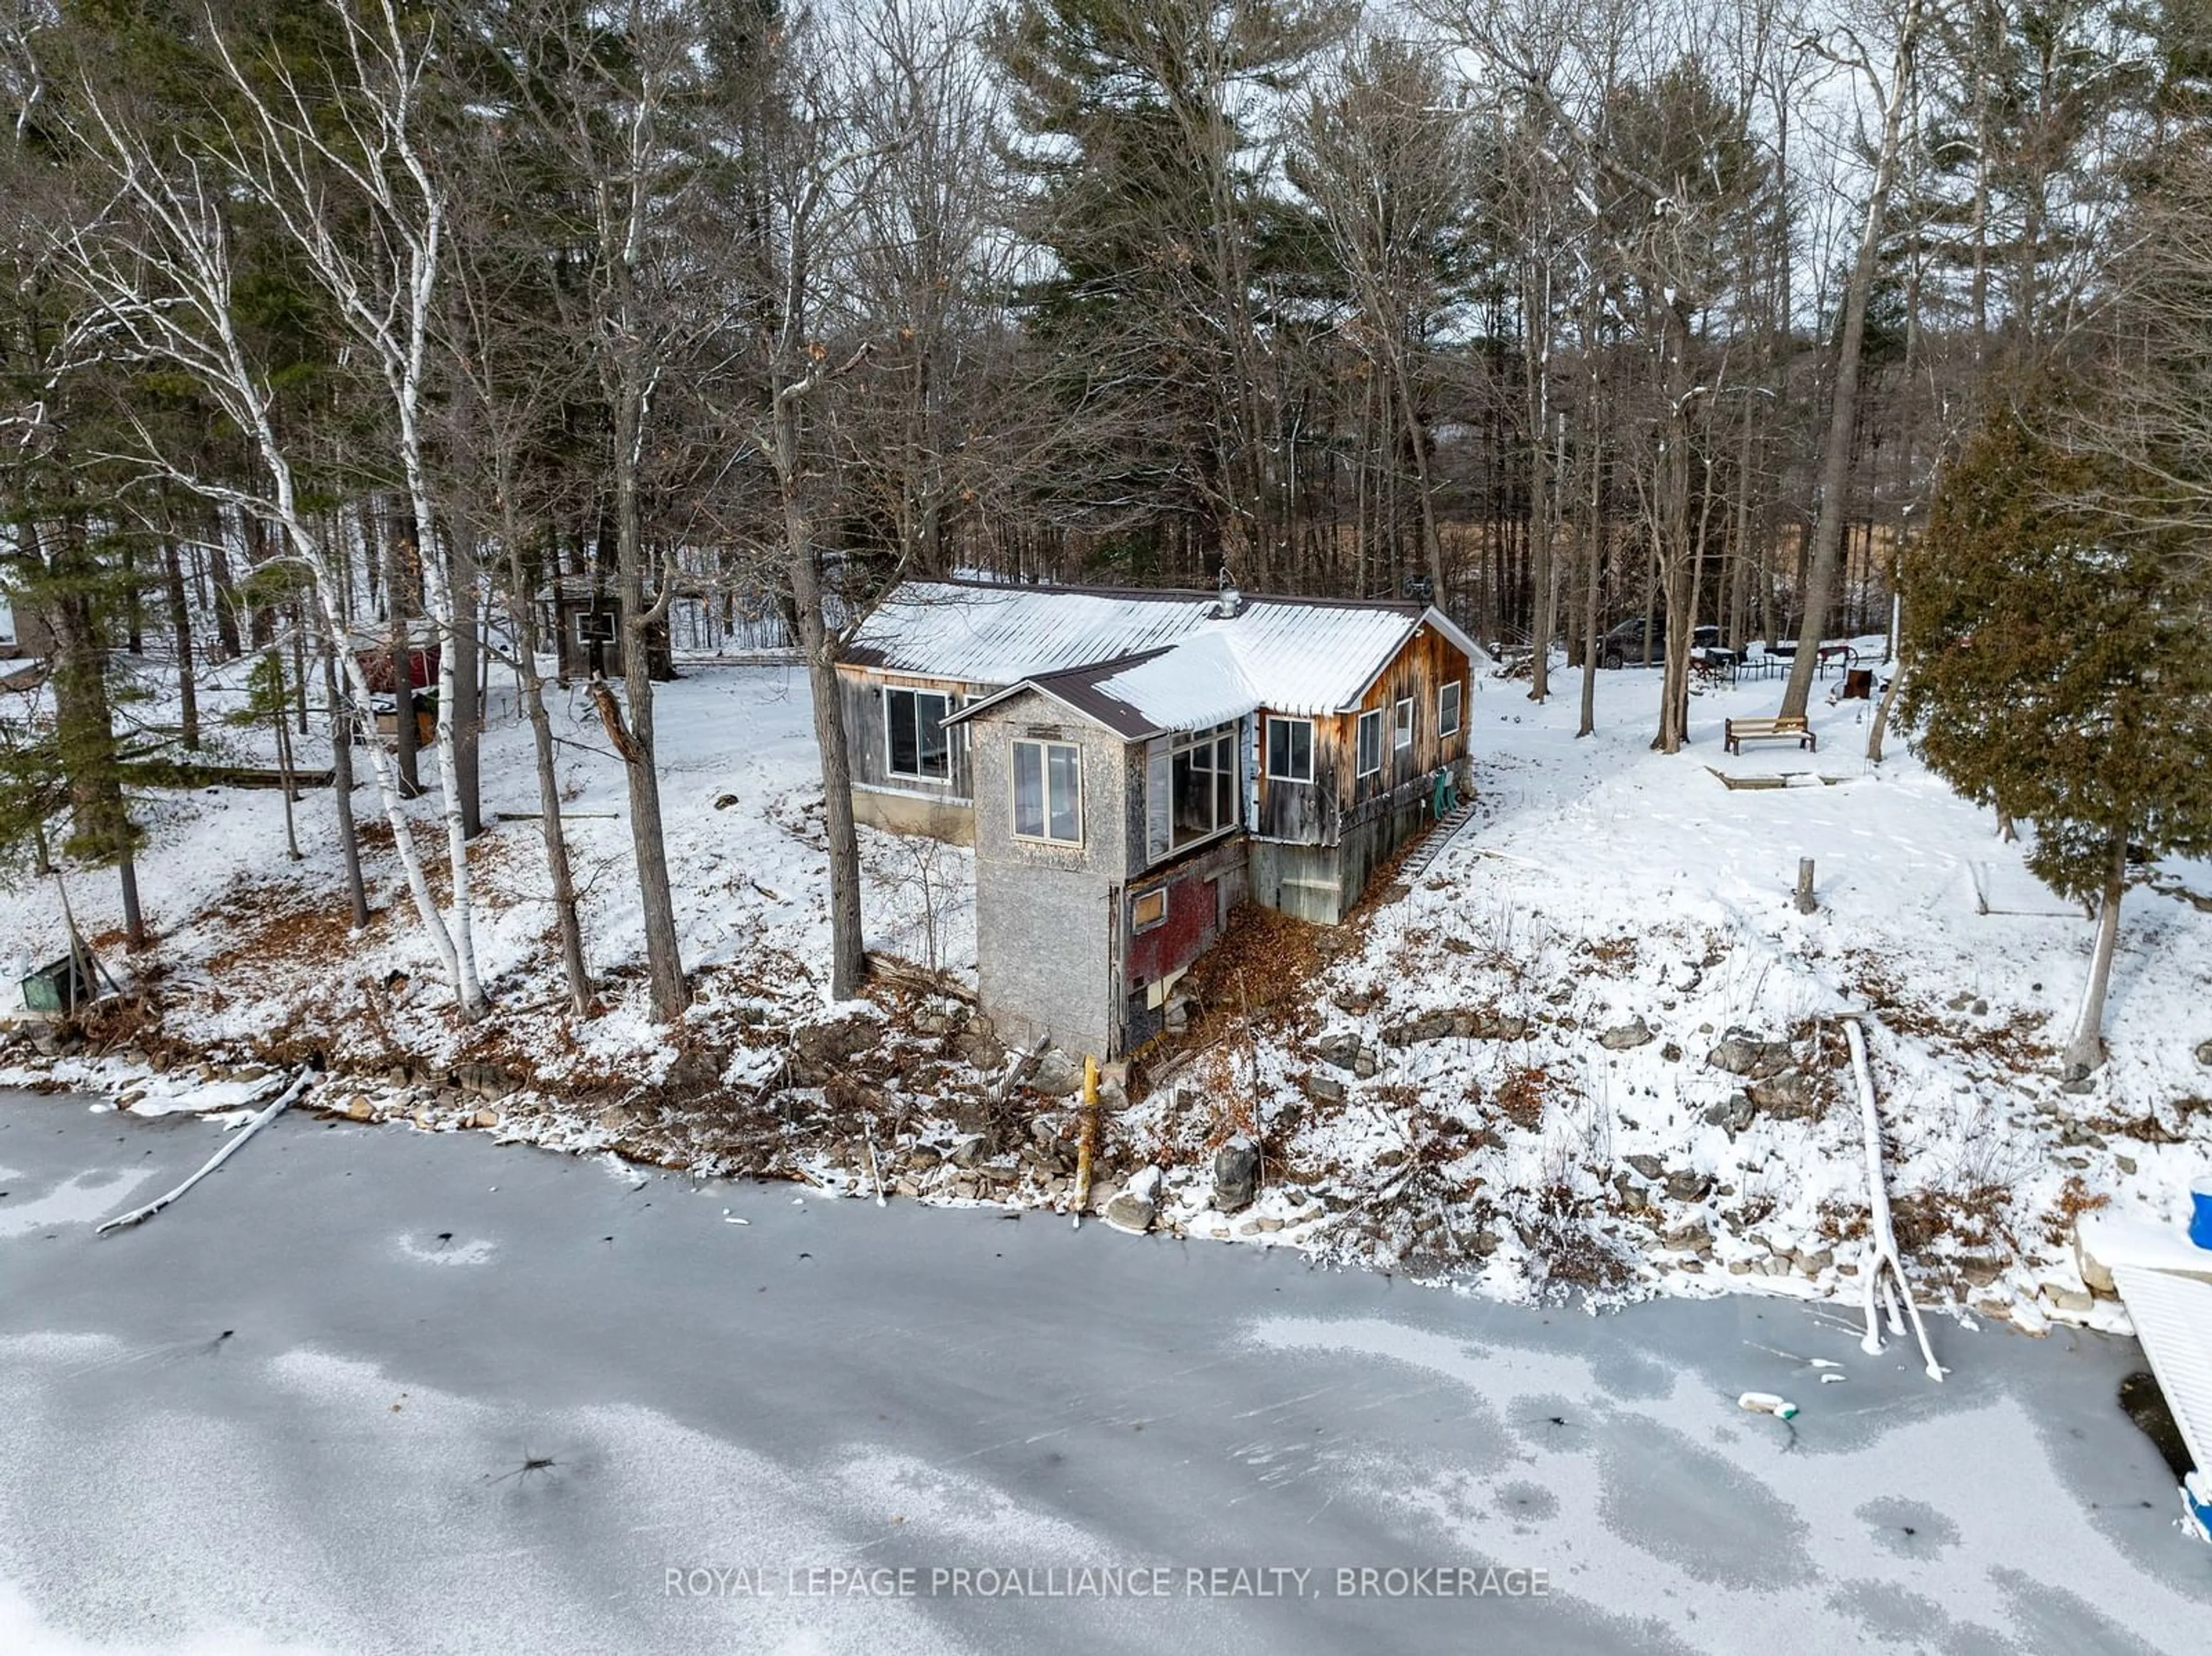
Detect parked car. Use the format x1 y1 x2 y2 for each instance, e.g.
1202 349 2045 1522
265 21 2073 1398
1599 620 1720 669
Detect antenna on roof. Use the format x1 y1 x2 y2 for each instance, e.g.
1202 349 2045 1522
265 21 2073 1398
1214 564 1243 620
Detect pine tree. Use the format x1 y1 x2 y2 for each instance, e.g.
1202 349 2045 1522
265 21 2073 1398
1899 393 2212 1074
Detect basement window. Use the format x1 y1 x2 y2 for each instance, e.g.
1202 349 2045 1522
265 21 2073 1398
1266 715 1313 782
1013 739 1082 844
1132 888 1168 932
1356 708 1384 777
885 687 953 781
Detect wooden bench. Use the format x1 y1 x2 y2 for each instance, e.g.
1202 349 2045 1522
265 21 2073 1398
1724 715 1816 755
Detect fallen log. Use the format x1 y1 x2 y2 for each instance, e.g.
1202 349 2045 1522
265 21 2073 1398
96 1071 313 1235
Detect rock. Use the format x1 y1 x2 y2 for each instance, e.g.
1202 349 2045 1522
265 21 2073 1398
2115 1154 2138 1176
2196 1037 2212 1067
664 1049 720 1095
471 1108 499 1130
912 1011 952 1036
2046 1286 2094 1315
953 1028 1007 1073
1956 1255 2005 1287
1599 1017 1655 1051
1382 1010 1456 1047
1353 1046 1380 1080
1257 1217 1283 1233
947 1134 987 1169
1303 1072 1346 1105
908 1146 943 1170
1623 1154 1665 1181
1747 1070 1821 1121
1661 1221 1710 1252
1373 1147 1408 1170
1971 999 1989 1017
1664 1169 1713 1204
1030 1049 1082 1098
2059 1075 2097 1096
1707 1029 1796 1080
597 1104 637 1134
1702 1094 1756 1134
1761 1255 1791 1276
1213 1136 1259 1212
344 1096 374 1121
453 1062 515 1099
1313 1030 1365 1071
1728 1259 1755 1275
788 1013 882 1086
386 1065 411 1087
1458 1010 1532 1041
1661 1042 1683 1063
1106 1168 1161 1233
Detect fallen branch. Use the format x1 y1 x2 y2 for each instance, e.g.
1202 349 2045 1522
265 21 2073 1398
1842 1015 1942 1381
96 1071 313 1235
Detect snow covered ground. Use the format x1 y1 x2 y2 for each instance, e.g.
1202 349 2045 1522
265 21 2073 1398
2 648 2208 1332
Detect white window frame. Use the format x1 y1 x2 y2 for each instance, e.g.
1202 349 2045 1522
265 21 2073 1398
1264 715 1313 783
1012 738 1083 846
1355 708 1384 778
1438 679 1463 738
574 610 615 645
1393 696 1415 751
884 685 954 783
1167 720 1240 849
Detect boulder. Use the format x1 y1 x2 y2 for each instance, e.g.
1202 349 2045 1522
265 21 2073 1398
1213 1136 1259 1212
947 1133 988 1169
1352 1046 1380 1080
953 1026 1007 1073
471 1108 499 1130
1381 1010 1456 1047
1456 1010 1532 1041
1313 1030 1365 1072
2196 1037 2212 1067
344 1096 374 1121
1707 1029 1797 1080
1663 1169 1714 1203
1599 1017 1655 1051
1303 1072 1346 1105
1661 1220 1710 1253
1104 1192 1156 1233
788 1013 882 1086
1702 1093 1756 1134
1030 1049 1082 1098
452 1062 515 1099
1747 1070 1821 1121
1623 1154 1665 1181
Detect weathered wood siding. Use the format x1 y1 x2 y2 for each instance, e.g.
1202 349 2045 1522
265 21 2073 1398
835 665 989 802
1252 623 1471 847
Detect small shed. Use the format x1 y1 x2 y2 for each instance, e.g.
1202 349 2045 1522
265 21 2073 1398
544 575 675 687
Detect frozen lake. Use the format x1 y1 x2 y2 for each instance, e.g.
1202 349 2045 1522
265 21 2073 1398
2 1090 2206 1654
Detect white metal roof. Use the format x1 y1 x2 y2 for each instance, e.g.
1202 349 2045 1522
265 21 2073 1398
854 581 1487 734
2113 1263 2212 1476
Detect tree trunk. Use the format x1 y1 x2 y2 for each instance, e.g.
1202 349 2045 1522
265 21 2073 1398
2062 834 2127 1078
324 639 370 930
207 514 242 661
1780 0 1923 720
612 389 689 1022
779 400 867 1001
162 536 199 752
505 534 592 1018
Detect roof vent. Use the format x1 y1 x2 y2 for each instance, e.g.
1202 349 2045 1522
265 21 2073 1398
1213 567 1244 620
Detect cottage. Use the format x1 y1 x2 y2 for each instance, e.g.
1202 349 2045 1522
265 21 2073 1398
847 578 1483 1060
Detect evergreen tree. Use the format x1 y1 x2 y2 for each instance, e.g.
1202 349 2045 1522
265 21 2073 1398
1899 393 2212 1074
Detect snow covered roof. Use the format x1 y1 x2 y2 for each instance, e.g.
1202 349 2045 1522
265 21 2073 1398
857 579 1486 737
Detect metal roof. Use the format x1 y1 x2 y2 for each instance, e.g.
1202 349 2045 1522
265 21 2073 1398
862 580 1487 736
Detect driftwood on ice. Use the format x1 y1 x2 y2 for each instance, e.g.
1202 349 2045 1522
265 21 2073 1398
96 1071 314 1235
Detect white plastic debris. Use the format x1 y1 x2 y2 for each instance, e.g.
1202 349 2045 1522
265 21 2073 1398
1738 1392 1800 1420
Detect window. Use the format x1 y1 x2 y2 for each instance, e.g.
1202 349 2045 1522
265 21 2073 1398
1265 716 1313 782
1394 696 1415 751
1170 721 1238 848
885 687 952 781
1355 708 1384 777
1132 888 1167 931
1013 739 1081 844
575 611 615 645
1438 679 1463 738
